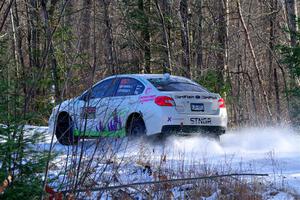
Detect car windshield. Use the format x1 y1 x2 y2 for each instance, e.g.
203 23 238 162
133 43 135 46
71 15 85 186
147 77 208 92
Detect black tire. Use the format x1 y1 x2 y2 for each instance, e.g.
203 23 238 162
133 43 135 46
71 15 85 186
128 117 146 137
55 113 78 145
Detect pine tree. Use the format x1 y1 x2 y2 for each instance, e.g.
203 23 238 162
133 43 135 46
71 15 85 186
0 33 53 200
278 23 300 126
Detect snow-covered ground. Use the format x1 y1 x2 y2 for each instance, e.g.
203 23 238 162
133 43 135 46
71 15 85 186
31 126 300 198
162 127 300 194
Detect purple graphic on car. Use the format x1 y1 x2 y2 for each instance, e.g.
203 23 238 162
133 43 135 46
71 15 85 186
96 109 122 132
96 120 105 132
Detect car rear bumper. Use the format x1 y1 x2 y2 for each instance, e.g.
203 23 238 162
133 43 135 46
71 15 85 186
143 106 227 136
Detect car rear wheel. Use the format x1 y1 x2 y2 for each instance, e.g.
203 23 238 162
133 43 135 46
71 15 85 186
128 117 146 137
55 113 78 145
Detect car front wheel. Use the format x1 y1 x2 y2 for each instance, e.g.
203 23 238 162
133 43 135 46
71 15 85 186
55 113 78 145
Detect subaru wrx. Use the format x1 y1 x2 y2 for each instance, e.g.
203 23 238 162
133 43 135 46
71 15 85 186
48 74 228 145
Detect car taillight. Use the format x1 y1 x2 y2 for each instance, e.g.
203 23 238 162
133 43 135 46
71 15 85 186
218 98 225 108
155 96 175 106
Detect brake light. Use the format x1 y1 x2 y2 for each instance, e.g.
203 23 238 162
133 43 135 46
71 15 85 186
155 96 175 106
218 98 225 108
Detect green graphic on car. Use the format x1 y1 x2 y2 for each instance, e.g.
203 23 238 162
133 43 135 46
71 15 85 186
74 108 128 137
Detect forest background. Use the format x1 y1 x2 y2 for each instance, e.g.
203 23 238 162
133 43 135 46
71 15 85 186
1 0 300 127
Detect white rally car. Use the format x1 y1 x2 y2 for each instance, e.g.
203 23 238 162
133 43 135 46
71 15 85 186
49 74 228 145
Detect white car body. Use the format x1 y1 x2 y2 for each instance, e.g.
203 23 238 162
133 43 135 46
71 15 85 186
49 74 228 144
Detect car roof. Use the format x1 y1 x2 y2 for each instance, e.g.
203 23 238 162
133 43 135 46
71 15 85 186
106 74 187 80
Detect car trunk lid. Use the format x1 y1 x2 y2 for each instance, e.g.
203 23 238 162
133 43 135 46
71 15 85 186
163 92 220 115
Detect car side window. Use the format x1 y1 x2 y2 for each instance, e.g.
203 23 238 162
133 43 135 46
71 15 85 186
91 78 119 99
115 78 144 96
81 78 118 100
102 78 119 98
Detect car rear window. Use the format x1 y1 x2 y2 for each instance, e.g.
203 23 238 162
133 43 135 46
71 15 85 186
147 77 208 92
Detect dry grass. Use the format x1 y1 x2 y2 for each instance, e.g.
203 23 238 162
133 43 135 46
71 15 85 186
48 138 298 199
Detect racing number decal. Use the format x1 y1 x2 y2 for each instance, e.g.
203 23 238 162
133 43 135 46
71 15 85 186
81 107 96 119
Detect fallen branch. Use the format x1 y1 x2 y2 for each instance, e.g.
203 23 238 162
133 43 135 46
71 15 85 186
61 173 268 193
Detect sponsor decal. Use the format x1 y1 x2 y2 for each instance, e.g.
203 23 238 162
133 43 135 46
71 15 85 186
190 117 212 125
120 78 130 84
80 107 96 119
175 95 195 99
117 84 134 94
175 95 217 99
139 95 156 103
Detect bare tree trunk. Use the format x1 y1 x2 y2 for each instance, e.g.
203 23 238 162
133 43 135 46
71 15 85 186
0 0 15 33
230 70 258 125
11 0 27 107
25 0 39 100
285 0 298 123
195 0 203 77
274 68 281 123
139 0 151 73
79 0 92 54
285 0 298 47
0 1 6 13
215 0 228 93
9 2 18 175
236 55 242 125
155 0 172 73
26 0 40 69
224 0 229 85
237 0 273 121
269 0 281 123
102 0 116 75
10 0 28 181
161 0 172 73
41 0 60 103
179 0 190 78
10 7 18 74
12 1 25 78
